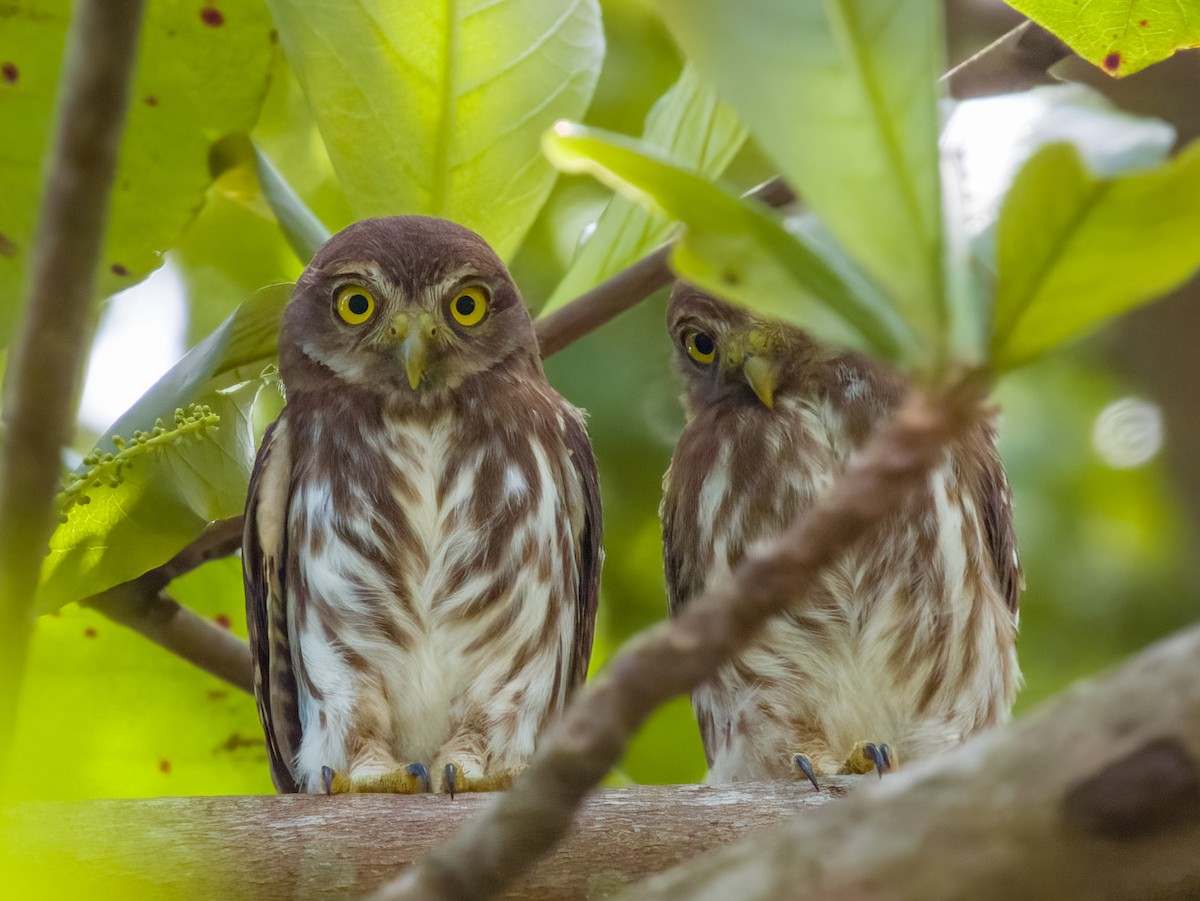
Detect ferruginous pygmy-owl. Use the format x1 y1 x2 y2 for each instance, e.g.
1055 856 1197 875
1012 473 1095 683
661 285 1020 786
243 216 602 795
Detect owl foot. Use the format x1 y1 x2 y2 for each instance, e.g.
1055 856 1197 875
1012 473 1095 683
438 762 524 798
792 754 822 791
321 762 432 794
841 742 895 778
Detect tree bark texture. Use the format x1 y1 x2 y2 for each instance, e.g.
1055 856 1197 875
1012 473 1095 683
0 780 848 900
616 623 1200 901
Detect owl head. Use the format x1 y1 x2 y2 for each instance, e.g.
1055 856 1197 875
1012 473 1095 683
279 216 539 397
666 282 828 413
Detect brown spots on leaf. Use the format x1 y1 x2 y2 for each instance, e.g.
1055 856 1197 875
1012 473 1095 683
2 62 17 84
144 95 158 107
206 690 228 701
1063 738 1200 840
84 627 97 638
0 233 16 258
213 613 232 630
159 759 172 774
110 263 129 277
200 6 225 27
1139 19 1148 27
1103 52 1121 72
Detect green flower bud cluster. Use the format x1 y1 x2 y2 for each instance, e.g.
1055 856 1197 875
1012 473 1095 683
55 404 221 521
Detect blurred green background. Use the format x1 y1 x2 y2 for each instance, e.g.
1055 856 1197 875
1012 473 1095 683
5 0 1200 800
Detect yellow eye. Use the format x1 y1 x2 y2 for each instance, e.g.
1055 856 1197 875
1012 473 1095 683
450 286 489 327
686 332 717 365
336 285 375 325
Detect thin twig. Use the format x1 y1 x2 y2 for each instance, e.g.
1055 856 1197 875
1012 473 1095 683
533 177 794 356
83 518 252 691
942 20 1072 100
370 376 990 901
0 0 145 762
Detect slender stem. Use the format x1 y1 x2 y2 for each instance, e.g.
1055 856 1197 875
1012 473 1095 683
0 0 145 765
942 20 1072 100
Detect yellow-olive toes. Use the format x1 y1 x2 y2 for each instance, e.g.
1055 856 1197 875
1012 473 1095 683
327 763 431 793
321 766 352 794
841 741 896 777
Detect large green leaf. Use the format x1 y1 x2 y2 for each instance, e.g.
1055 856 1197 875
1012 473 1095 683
1005 0 1200 77
661 0 946 351
544 124 916 362
540 65 745 315
0 0 276 345
993 141 1200 370
266 0 605 260
35 285 291 612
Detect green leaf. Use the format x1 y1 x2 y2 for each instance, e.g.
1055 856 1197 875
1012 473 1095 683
254 144 332 264
661 0 946 351
993 141 1200 370
544 123 916 362
13 559 272 801
1004 0 1200 77
0 0 276 345
540 66 746 315
35 285 292 612
265 0 605 260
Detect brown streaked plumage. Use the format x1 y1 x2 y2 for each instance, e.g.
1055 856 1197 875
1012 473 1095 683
661 284 1020 784
244 216 601 795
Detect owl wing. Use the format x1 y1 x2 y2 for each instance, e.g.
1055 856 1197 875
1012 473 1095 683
563 409 603 688
979 435 1023 619
243 416 302 793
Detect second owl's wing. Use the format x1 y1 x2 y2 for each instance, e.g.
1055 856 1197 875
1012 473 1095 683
563 409 603 688
243 416 302 793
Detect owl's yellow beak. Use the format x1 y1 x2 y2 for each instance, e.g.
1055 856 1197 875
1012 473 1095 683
393 312 434 389
743 355 778 409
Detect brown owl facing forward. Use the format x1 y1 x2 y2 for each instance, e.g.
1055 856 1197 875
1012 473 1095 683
661 284 1020 786
243 216 601 795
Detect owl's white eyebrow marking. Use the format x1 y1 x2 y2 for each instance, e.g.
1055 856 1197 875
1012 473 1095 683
430 266 484 298
330 261 385 281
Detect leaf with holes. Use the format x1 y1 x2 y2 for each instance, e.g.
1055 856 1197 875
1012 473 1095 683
266 0 604 261
993 141 1200 370
1005 0 1200 77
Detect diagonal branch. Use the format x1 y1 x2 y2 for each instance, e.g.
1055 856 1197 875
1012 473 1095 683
0 0 146 763
941 20 1071 100
369 375 991 901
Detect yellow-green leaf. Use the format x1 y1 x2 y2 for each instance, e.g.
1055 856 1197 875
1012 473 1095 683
994 141 1200 370
540 66 745 315
266 0 605 261
661 0 946 352
0 0 276 344
544 123 916 362
1005 0 1200 77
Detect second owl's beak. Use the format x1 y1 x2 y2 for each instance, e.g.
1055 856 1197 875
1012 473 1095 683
394 312 434 390
743 355 779 409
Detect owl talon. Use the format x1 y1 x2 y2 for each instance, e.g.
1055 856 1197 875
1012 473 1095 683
445 762 458 799
321 765 335 794
842 741 897 776
793 753 821 791
406 762 432 791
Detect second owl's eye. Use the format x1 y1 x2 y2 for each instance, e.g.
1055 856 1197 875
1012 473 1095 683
450 286 489 327
336 285 375 325
687 332 717 365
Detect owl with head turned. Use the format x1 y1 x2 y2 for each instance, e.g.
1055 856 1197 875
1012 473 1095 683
243 216 602 795
661 283 1021 786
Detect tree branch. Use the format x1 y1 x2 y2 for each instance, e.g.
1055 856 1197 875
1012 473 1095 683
942 20 1072 99
615 623 1200 901
0 0 145 761
370 376 991 901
